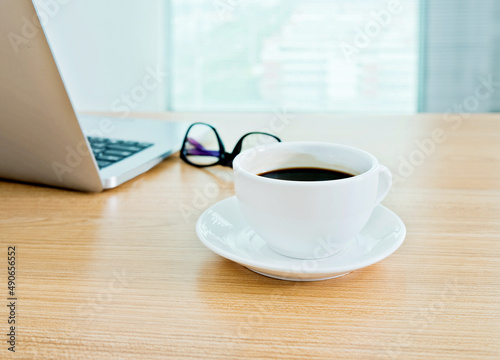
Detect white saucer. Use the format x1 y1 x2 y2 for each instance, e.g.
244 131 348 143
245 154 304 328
196 196 406 281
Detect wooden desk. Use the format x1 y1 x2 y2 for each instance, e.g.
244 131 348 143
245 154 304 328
1 113 499 359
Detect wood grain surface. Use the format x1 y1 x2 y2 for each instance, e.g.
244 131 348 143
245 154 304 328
1 113 499 359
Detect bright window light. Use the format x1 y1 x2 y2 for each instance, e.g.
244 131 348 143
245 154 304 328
170 0 419 112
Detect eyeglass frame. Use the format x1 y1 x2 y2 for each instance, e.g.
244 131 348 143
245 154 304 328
179 122 281 168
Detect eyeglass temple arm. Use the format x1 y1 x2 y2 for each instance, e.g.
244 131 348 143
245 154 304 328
222 132 282 167
231 132 282 155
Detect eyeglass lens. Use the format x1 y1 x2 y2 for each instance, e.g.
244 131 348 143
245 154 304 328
183 124 221 166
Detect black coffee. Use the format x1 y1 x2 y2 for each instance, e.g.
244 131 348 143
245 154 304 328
258 167 354 182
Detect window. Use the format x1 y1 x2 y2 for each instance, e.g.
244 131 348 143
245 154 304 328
170 0 420 112
39 0 500 114
420 0 500 112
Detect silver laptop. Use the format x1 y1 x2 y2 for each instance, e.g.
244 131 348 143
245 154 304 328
0 0 186 192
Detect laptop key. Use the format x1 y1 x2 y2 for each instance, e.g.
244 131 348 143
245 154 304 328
96 155 122 162
104 150 133 157
96 160 112 169
106 145 144 153
91 142 107 148
136 142 153 148
121 140 140 146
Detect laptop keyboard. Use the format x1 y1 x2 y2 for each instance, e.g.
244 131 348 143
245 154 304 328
87 136 153 169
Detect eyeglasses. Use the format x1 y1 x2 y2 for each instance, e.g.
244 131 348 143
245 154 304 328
180 122 281 168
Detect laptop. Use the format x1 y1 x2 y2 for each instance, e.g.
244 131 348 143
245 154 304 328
0 0 186 192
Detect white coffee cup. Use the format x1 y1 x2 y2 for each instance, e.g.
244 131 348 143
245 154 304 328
233 141 392 259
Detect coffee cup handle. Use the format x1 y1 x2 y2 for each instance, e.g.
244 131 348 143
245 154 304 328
375 165 392 204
